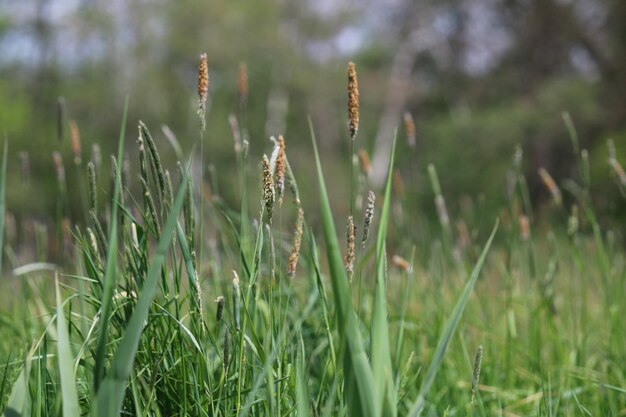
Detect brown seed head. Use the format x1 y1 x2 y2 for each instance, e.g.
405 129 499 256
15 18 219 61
393 170 405 198
538 167 562 206
404 112 416 149
392 255 411 272
52 151 65 183
519 215 530 241
358 149 370 176
238 62 248 104
347 62 359 139
287 207 304 279
197 53 209 130
69 120 81 165
275 135 286 206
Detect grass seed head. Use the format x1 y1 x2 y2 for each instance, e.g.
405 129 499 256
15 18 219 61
238 62 248 105
347 61 359 139
69 119 82 165
52 151 65 184
519 215 530 241
232 270 240 330
471 345 483 404
287 207 304 279
228 113 242 153
87 161 97 213
358 149 370 177
197 53 209 131
538 167 562 206
275 135 286 206
392 255 411 272
216 296 225 322
345 215 356 276
262 154 275 223
362 190 375 247
404 111 416 149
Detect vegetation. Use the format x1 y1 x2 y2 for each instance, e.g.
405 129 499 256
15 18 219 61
0 54 626 417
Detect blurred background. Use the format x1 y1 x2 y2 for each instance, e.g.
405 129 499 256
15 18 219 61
1 0 626 264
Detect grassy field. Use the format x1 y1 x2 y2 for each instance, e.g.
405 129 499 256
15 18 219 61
1 62 626 417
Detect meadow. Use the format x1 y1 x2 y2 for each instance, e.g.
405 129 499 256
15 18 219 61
0 59 625 417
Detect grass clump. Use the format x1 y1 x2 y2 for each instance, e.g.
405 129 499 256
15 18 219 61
0 57 625 417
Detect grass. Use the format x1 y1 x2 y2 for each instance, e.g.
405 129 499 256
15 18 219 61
0 62 626 417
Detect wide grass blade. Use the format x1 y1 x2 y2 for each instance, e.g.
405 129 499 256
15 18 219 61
55 276 80 417
93 97 129 390
408 220 499 416
309 118 379 417
92 164 190 417
371 135 397 417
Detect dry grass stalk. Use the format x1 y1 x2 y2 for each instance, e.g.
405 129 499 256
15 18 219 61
345 215 356 276
347 62 359 139
197 53 209 131
358 149 370 177
392 255 411 272
287 207 304 279
404 111 416 149
275 135 286 206
262 154 275 223
362 190 375 247
538 167 562 206
69 120 82 165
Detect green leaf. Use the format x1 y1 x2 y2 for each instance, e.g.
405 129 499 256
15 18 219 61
55 276 80 417
93 97 129 390
309 118 379 417
408 220 499 417
371 135 397 417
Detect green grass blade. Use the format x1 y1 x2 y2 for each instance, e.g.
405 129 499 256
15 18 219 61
295 334 312 417
0 141 7 273
55 276 80 417
93 97 129 391
92 167 190 417
2 351 32 417
408 220 499 417
309 118 379 417
371 135 397 417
